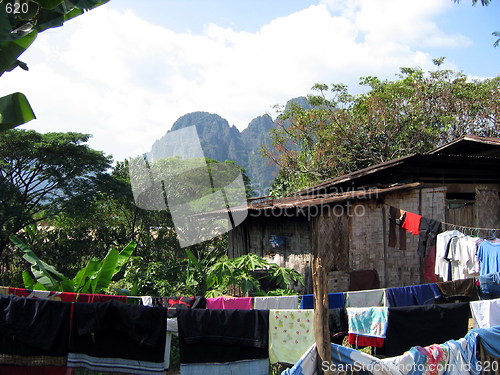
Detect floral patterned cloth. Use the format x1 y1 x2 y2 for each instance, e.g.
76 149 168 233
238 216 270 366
269 309 315 365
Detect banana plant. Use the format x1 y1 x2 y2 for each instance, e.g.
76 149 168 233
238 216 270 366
10 233 136 294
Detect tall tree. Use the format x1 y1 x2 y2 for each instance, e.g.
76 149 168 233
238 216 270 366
0 129 111 256
264 65 500 196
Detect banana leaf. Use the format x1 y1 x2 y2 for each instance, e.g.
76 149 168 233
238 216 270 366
0 92 36 131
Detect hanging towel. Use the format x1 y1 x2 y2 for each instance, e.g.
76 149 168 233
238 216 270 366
180 359 269 375
382 302 470 356
347 307 388 339
410 283 441 305
345 289 388 307
269 309 315 365
387 286 417 307
177 309 269 364
0 295 71 368
299 293 345 309
253 295 299 310
206 296 252 309
469 298 500 329
67 300 168 374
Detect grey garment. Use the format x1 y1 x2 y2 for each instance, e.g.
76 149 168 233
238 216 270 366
253 295 299 310
345 289 389 307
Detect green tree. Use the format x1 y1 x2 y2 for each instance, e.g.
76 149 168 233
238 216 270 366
264 65 500 196
0 129 111 257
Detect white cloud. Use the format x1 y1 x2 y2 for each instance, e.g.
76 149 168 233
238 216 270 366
0 1 471 161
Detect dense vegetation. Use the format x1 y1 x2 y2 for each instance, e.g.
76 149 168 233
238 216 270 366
264 61 500 196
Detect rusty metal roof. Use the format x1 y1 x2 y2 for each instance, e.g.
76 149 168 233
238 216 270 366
246 182 421 211
428 134 500 157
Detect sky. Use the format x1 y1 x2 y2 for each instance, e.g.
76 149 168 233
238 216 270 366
1 0 499 162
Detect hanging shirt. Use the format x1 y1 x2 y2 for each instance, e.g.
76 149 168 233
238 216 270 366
477 241 500 276
456 236 481 278
401 211 422 235
435 230 462 281
446 234 466 281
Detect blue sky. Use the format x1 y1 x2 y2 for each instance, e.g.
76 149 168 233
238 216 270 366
1 0 498 162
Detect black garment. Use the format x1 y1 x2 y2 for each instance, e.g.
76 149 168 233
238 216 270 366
417 218 443 257
69 299 167 364
177 308 269 364
0 295 71 365
382 302 470 356
329 308 348 345
388 206 407 250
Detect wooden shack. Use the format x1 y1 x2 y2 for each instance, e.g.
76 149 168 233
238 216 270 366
228 135 500 294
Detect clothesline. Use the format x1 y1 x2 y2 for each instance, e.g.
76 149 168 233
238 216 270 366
441 221 499 233
384 203 499 233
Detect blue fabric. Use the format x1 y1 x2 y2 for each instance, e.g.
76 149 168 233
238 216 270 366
469 326 500 359
478 272 500 299
387 286 417 307
387 284 441 306
300 293 345 309
411 283 441 305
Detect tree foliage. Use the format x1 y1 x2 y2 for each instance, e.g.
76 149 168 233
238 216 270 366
264 64 500 196
0 129 111 256
114 249 304 298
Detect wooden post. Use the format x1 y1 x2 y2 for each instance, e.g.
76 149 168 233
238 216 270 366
313 257 333 374
312 214 334 375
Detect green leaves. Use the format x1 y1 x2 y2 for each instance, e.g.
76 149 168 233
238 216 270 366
265 66 500 196
11 233 69 290
0 93 36 131
10 232 136 294
183 248 303 297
